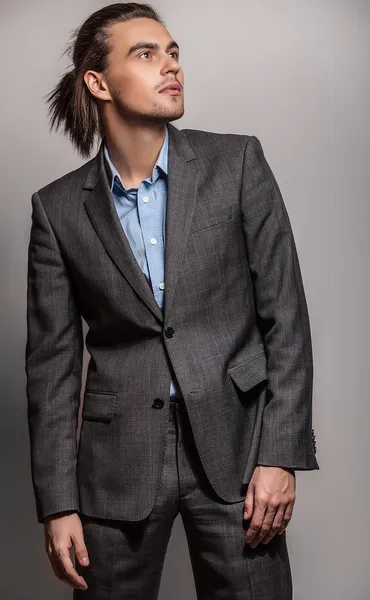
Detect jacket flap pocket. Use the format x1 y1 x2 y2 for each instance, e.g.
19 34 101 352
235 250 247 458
227 352 267 392
82 390 117 423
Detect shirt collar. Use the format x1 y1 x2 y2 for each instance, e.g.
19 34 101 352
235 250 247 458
103 125 169 192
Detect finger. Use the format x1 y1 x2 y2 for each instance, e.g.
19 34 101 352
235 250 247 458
261 504 287 544
243 481 255 520
277 500 294 535
48 552 66 580
46 537 65 580
57 547 88 590
71 530 90 567
49 553 81 589
248 502 279 547
244 503 267 544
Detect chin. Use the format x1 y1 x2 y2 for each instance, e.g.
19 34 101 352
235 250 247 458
166 104 185 118
151 106 185 120
139 104 184 124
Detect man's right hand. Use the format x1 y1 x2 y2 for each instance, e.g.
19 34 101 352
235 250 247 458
43 511 89 591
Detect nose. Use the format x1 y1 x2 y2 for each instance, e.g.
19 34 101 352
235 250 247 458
160 54 181 77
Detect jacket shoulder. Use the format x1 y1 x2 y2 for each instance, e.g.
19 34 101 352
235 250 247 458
34 156 95 202
180 127 255 161
182 126 252 147
181 129 254 165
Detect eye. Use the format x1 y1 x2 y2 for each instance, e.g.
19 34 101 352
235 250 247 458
170 51 180 60
138 51 152 59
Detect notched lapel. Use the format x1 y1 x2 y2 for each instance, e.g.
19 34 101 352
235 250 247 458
83 144 163 323
164 124 199 321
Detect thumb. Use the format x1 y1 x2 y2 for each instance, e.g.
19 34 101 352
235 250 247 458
244 482 254 519
71 531 90 567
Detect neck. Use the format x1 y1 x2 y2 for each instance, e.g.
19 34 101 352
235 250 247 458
102 115 167 188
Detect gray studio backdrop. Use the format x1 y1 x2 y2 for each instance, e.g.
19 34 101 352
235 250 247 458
1 1 369 598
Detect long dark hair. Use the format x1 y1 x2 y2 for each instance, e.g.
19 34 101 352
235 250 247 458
45 3 164 158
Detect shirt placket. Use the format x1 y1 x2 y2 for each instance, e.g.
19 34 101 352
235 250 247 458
138 178 165 309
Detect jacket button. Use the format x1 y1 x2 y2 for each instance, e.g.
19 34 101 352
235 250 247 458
165 327 175 338
152 398 164 409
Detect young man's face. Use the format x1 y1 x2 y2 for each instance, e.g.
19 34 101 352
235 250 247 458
103 17 184 123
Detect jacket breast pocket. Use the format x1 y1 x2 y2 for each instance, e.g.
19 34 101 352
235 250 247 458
82 390 118 423
227 352 268 393
190 204 236 234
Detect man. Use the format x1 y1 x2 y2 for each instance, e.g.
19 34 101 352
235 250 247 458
25 2 319 599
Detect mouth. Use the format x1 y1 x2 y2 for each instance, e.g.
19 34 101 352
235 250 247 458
160 83 182 94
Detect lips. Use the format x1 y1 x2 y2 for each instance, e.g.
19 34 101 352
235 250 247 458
160 83 182 92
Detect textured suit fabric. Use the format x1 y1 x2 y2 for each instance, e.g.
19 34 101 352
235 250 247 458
73 397 293 600
103 126 180 397
25 122 319 525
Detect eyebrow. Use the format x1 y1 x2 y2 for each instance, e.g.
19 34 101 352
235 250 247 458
126 40 180 57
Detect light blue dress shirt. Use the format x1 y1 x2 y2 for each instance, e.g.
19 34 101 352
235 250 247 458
103 126 180 397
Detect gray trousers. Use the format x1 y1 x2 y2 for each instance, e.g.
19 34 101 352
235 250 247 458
74 395 292 599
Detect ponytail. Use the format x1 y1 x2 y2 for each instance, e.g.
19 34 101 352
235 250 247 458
45 66 100 159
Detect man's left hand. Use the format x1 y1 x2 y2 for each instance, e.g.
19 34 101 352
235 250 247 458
243 466 296 547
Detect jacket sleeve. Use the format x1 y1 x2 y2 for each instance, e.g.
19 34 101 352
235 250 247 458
25 191 83 523
240 136 319 470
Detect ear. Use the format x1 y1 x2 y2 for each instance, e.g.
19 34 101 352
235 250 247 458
83 70 112 102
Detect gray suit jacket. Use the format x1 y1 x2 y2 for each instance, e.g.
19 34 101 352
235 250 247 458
25 122 319 524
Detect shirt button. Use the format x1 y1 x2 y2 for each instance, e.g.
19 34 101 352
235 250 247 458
159 282 165 290
150 238 157 245
143 196 149 203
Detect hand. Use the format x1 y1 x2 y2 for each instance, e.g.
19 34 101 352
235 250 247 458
243 466 296 547
44 511 89 590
